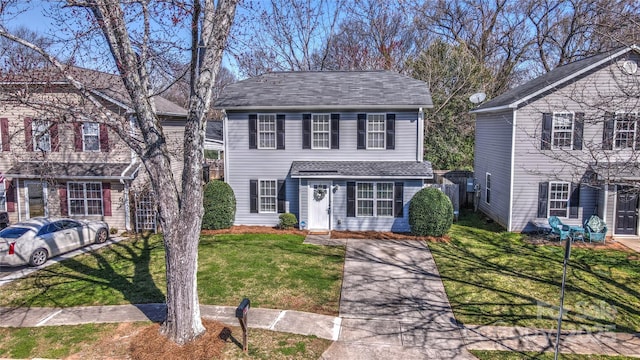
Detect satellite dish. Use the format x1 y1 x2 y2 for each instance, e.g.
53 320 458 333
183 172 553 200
469 92 487 104
622 60 638 75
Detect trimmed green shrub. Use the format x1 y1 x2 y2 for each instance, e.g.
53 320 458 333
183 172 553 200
279 213 298 229
409 187 453 236
202 180 236 230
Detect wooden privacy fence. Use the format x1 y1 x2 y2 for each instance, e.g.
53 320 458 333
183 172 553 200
426 183 460 220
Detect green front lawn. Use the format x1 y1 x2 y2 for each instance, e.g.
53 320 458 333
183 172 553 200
470 350 639 360
431 212 640 332
0 233 344 315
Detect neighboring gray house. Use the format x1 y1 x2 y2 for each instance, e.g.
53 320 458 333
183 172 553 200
215 71 433 231
472 45 640 238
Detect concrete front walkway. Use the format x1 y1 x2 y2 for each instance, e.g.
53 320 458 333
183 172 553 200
321 239 475 359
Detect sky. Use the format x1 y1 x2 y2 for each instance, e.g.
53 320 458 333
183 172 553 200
4 1 240 75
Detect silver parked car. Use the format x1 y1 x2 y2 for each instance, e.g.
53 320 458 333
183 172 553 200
0 217 109 267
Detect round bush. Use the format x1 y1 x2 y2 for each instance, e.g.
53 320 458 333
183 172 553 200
409 187 453 236
279 213 298 229
202 180 236 230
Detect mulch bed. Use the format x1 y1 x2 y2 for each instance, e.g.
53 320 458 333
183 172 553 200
201 225 450 242
129 319 228 360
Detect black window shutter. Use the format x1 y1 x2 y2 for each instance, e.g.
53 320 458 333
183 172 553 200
569 183 580 219
250 180 258 213
537 182 549 218
302 113 311 149
331 113 340 149
603 112 615 150
541 113 552 150
357 114 366 149
386 113 395 150
249 114 257 149
394 182 404 218
278 179 286 213
635 116 640 150
573 112 584 150
277 114 285 150
347 182 356 217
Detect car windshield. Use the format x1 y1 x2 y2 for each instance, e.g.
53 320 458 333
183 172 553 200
0 227 31 239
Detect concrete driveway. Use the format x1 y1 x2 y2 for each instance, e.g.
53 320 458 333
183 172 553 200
322 239 475 359
0 236 125 287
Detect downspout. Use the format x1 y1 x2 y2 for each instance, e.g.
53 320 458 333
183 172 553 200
120 114 137 232
507 110 517 232
16 178 21 222
120 160 136 232
418 108 424 162
223 110 229 182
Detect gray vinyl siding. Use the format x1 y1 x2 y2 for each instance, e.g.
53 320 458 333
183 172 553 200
506 56 640 232
226 110 420 227
297 179 422 232
474 109 513 229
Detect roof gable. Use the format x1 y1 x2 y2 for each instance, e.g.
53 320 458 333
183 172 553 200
214 71 432 110
2 66 187 117
472 46 640 113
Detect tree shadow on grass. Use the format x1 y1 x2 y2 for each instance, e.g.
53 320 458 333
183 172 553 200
337 213 640 357
0 233 166 313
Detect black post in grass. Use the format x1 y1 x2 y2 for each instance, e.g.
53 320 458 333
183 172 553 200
554 238 572 360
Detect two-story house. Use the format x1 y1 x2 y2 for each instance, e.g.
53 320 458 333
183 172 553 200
0 66 187 232
472 45 640 238
215 71 434 231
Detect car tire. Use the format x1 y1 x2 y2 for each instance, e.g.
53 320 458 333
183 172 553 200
95 228 109 244
29 248 48 267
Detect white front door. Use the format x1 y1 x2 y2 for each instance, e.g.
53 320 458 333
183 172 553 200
308 181 331 230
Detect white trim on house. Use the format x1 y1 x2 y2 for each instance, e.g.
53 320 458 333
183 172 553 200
507 110 517 232
418 108 424 162
471 46 639 114
216 104 433 111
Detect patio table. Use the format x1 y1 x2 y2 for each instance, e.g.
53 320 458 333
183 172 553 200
569 226 585 242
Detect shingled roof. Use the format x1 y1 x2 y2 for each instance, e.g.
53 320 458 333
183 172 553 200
472 46 640 113
290 161 433 179
215 71 432 110
3 66 187 117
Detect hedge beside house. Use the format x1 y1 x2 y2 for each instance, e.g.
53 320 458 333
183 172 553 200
409 187 453 237
202 180 236 230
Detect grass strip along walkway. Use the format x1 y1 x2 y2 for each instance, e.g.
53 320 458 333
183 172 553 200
0 233 344 315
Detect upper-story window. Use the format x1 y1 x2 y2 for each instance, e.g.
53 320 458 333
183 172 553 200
485 173 491 204
258 114 276 149
312 114 330 149
541 112 583 151
367 114 386 149
83 122 100 151
33 119 51 152
551 112 573 149
615 113 637 149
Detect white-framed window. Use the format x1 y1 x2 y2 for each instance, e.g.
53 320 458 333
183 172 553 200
33 119 51 152
356 182 394 217
83 122 100 151
615 112 637 149
548 181 570 217
0 181 6 212
68 182 103 216
258 114 276 149
485 173 491 204
367 114 386 149
551 112 574 149
312 114 330 149
259 180 277 213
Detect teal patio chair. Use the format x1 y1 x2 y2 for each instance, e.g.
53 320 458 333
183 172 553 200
548 216 571 241
584 215 607 243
